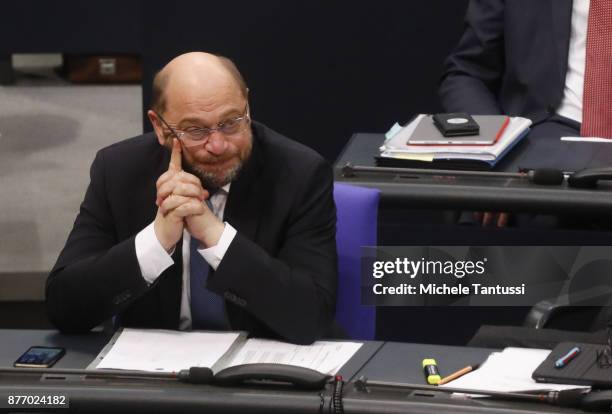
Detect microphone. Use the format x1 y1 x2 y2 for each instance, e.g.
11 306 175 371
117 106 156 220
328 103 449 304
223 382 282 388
355 377 592 409
0 366 214 384
527 168 564 185
0 364 325 389
177 367 214 384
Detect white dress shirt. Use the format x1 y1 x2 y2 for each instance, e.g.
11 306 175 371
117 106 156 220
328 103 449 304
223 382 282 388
134 183 237 330
557 0 590 123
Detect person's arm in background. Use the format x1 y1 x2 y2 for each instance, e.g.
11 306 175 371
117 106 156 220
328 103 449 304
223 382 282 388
439 0 506 114
439 0 509 228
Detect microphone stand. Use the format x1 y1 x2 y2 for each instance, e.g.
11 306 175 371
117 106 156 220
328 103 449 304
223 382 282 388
0 366 213 384
355 376 612 411
341 163 566 185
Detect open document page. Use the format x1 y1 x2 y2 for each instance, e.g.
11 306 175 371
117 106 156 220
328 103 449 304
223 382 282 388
219 339 362 375
95 328 242 372
93 328 362 375
439 347 590 394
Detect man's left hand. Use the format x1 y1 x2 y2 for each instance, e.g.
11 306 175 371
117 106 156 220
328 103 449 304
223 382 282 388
185 212 225 249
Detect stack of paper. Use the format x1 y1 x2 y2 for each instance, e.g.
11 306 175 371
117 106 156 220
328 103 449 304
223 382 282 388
439 347 590 394
380 114 532 168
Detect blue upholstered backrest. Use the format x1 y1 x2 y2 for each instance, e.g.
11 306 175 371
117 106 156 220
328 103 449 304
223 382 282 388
333 183 380 340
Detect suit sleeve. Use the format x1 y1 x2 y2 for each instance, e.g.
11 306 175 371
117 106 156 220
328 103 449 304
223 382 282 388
438 0 505 114
45 149 150 333
208 159 338 345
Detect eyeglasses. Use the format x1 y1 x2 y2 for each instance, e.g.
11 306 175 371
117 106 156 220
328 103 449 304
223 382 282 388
155 105 250 148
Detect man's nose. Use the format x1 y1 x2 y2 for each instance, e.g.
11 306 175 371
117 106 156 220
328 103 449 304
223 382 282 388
204 131 228 155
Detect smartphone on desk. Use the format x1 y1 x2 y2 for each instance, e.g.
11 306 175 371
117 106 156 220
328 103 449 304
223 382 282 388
14 346 65 368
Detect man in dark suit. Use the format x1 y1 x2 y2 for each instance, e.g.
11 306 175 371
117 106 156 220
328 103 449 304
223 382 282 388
440 0 612 227
439 1 612 345
440 0 611 140
46 52 338 345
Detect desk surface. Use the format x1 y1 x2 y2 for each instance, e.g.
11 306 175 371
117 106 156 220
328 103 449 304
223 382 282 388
0 330 594 413
336 133 612 215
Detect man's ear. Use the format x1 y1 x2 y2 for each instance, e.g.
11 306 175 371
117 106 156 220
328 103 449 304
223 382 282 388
147 110 167 146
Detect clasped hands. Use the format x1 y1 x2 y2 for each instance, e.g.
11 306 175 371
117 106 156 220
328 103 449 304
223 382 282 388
154 139 225 252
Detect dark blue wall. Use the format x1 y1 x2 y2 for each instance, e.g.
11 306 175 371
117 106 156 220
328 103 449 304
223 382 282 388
141 1 469 161
0 2 141 54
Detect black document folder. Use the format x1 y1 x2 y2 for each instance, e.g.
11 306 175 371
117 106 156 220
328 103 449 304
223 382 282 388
375 155 495 171
532 342 612 389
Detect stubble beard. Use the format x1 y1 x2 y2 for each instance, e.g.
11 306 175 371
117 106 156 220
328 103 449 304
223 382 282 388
183 160 242 194
181 141 252 194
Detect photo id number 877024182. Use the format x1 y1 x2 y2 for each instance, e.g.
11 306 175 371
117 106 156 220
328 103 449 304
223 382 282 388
4 395 68 408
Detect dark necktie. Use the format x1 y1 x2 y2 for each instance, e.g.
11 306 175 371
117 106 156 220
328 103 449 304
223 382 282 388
189 198 228 330
581 0 612 138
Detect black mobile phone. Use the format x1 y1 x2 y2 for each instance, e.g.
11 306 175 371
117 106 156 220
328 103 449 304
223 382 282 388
433 112 480 137
14 346 65 368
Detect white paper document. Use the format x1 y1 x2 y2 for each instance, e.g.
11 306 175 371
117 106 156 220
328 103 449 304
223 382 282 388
96 328 241 372
561 136 612 143
223 339 362 375
440 347 589 393
94 328 362 376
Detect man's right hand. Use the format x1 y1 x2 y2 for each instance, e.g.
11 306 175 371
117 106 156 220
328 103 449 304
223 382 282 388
154 139 188 252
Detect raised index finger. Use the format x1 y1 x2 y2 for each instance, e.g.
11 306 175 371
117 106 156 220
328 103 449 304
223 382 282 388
169 138 182 172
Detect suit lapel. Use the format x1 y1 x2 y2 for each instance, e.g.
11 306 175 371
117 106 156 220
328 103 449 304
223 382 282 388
223 123 265 242
549 0 573 83
221 124 266 330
